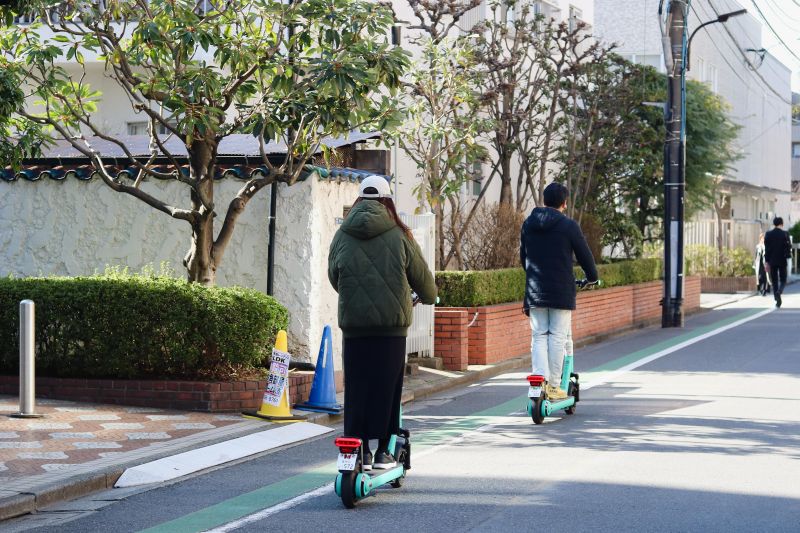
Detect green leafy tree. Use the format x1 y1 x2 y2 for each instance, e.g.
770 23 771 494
396 0 486 269
605 65 741 255
0 0 408 284
395 37 487 269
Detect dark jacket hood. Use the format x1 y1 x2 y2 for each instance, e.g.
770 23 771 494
341 200 396 240
526 207 565 231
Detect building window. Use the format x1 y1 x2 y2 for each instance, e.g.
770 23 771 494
708 64 718 93
793 143 800 158
568 6 582 31
696 57 705 83
533 1 561 21
469 161 483 197
126 121 172 136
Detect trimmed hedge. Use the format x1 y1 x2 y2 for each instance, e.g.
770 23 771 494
0 276 288 380
436 258 663 307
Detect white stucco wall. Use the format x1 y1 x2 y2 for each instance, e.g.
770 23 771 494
0 173 359 368
0 176 270 287
272 177 360 368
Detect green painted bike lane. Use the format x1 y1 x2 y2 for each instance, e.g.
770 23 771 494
141 308 764 533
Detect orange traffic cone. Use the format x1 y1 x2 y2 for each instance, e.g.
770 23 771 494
242 331 306 423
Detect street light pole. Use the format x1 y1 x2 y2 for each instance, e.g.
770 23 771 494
661 0 687 328
659 3 747 328
686 9 747 70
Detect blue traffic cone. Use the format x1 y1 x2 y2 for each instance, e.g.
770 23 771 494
295 325 343 414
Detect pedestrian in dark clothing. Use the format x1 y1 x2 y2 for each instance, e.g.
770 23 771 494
764 217 792 308
753 233 770 296
328 175 436 471
520 182 598 399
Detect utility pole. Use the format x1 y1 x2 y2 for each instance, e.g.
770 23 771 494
661 0 688 328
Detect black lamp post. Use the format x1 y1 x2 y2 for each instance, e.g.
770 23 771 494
686 9 747 70
660 4 746 328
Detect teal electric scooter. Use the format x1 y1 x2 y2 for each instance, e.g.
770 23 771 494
526 278 600 424
333 410 410 508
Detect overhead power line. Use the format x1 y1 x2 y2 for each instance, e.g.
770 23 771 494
704 0 793 105
688 4 754 87
763 0 800 24
749 0 800 64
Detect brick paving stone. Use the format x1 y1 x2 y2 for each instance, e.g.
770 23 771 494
17 452 69 460
0 432 20 439
49 432 95 440
0 442 43 449
100 423 145 430
54 407 97 413
41 464 78 472
172 423 216 430
72 442 123 449
125 432 171 440
213 415 244 421
146 415 189 421
78 414 121 421
27 423 72 430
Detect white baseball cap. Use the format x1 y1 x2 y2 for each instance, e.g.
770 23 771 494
358 175 392 198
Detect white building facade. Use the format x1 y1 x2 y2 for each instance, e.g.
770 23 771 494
594 0 793 250
387 0 595 216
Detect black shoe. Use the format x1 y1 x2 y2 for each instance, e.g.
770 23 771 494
372 450 396 470
776 294 782 308
362 451 373 471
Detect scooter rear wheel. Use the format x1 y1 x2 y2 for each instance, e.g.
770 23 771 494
531 394 545 425
340 468 358 508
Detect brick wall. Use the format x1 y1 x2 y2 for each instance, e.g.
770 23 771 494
435 276 702 366
700 276 755 294
467 303 531 365
433 310 469 371
0 371 344 413
573 286 633 340
685 276 702 309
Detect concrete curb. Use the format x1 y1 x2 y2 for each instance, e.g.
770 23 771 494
0 357 527 522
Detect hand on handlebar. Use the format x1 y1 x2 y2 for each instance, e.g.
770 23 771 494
576 279 601 289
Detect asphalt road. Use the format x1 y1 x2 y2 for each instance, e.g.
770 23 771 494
5 289 800 533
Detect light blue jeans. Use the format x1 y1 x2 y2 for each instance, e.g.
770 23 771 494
529 308 572 386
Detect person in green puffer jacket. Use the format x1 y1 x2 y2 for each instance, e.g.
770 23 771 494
328 175 436 471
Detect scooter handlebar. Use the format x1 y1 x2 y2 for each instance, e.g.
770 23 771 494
411 291 440 306
576 279 602 289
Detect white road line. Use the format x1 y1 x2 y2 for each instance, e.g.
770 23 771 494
205 307 773 531
204 484 333 533
203 416 521 533
582 308 774 390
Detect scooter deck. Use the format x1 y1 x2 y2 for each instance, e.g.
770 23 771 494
363 465 404 487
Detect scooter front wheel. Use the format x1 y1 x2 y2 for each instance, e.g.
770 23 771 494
390 450 407 488
340 469 358 508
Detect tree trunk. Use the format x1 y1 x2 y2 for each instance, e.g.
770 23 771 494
434 201 446 270
715 202 724 258
183 140 218 285
498 153 513 206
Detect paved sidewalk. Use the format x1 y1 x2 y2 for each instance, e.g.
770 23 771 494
0 357 527 522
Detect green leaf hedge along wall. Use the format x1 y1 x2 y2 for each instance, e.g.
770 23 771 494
436 258 663 307
0 276 288 380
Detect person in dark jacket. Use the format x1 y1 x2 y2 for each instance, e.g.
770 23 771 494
764 216 792 308
520 182 598 400
328 175 436 471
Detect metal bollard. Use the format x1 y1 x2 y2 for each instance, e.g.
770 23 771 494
11 300 43 419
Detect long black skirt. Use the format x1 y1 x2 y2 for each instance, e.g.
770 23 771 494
343 336 406 440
